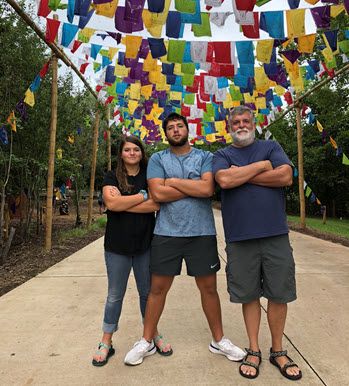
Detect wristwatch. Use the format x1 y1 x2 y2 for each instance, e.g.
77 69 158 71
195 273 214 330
139 189 148 200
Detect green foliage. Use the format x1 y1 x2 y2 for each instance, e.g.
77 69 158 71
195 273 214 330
271 72 349 218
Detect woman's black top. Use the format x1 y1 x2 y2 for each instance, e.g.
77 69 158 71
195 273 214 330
102 168 155 255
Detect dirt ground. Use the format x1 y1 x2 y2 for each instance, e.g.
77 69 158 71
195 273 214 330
0 199 105 297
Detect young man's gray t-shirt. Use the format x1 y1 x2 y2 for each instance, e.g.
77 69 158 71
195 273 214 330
147 148 216 237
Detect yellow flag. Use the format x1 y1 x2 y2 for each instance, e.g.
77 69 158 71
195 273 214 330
316 120 324 133
149 69 162 84
67 135 74 144
108 47 118 61
331 5 345 18
114 64 129 77
223 93 234 109
128 100 139 115
24 88 35 107
125 35 143 59
256 40 274 63
130 83 141 100
215 121 227 136
141 84 153 99
286 9 305 38
173 63 182 76
224 133 233 144
7 111 16 132
274 85 285 96
170 91 182 101
56 148 63 159
93 0 118 17
322 46 334 63
298 34 316 54
143 52 158 72
255 97 267 110
329 136 338 149
255 67 270 94
79 27 96 41
206 134 216 143
304 0 319 4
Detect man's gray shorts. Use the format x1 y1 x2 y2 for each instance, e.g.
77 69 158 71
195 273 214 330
225 234 296 304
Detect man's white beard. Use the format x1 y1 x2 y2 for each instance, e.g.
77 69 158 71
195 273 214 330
231 129 255 147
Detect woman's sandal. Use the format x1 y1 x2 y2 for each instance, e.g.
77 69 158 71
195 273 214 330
239 348 262 379
92 342 115 367
154 334 173 357
269 348 302 381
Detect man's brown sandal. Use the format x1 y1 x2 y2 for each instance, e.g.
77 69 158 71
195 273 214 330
239 348 262 379
269 348 302 381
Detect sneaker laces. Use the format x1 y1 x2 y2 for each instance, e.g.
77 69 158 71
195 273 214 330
218 337 235 352
134 339 150 352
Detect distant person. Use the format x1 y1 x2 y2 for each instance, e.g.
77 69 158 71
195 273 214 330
124 113 245 366
92 136 172 367
213 106 301 380
97 191 105 214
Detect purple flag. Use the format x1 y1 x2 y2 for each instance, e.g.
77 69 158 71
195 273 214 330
281 49 301 64
114 6 143 33
0 125 9 145
139 39 150 59
125 0 145 23
310 6 330 29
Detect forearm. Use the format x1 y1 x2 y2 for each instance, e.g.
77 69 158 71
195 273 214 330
165 178 214 198
126 199 160 213
104 194 144 212
150 185 186 202
249 166 293 187
215 161 270 189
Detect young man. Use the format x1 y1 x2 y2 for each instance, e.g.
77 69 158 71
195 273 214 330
124 112 245 365
212 106 302 381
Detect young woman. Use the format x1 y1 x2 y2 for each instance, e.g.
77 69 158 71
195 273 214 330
92 136 172 367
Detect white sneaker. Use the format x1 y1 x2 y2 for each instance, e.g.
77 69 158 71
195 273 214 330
124 338 156 366
209 337 245 361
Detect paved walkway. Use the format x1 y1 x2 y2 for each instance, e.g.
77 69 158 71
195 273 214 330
0 209 348 385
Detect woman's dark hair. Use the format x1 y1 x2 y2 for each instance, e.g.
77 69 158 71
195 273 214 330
115 135 147 193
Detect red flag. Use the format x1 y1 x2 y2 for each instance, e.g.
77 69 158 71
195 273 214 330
39 61 51 78
105 96 114 105
284 91 293 105
38 0 50 17
242 13 260 39
71 40 83 53
45 18 60 43
80 63 89 74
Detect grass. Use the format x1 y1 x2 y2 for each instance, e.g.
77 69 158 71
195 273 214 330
58 215 107 241
287 215 349 240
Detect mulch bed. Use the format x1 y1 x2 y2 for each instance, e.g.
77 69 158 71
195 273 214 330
0 202 105 297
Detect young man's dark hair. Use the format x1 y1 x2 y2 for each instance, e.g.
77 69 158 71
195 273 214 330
162 112 189 132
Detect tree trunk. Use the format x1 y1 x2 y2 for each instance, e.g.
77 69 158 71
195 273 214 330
296 103 306 229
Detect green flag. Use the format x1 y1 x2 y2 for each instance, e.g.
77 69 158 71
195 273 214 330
343 153 349 166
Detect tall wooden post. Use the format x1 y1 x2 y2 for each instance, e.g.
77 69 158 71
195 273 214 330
107 105 112 171
44 14 59 251
295 102 306 229
87 107 100 227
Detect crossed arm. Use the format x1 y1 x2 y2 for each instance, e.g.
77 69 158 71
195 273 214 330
148 171 215 203
215 161 293 189
102 185 160 213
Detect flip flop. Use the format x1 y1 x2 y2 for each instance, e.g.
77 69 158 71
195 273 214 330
154 334 173 357
92 342 115 367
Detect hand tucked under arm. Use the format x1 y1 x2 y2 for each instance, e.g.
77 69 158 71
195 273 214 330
215 160 272 189
164 171 214 198
148 178 187 202
249 164 293 187
103 185 144 212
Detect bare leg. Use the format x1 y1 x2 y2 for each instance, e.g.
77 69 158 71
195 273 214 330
267 301 300 377
195 274 223 342
240 300 261 377
143 274 174 341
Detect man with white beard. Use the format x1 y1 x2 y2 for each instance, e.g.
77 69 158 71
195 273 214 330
213 106 302 381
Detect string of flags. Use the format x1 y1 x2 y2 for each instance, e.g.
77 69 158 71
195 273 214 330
0 60 51 145
34 1 349 145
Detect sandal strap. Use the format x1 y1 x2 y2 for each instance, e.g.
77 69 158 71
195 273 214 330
245 348 262 357
283 361 298 370
241 360 259 370
98 342 112 351
154 334 171 351
270 349 288 358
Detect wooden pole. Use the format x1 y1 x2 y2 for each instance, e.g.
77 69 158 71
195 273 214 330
44 14 59 252
295 102 306 229
87 107 100 227
107 105 112 171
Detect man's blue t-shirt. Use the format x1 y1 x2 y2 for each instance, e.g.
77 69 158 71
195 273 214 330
212 140 291 242
147 148 216 237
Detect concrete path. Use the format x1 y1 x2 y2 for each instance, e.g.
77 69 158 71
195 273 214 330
0 209 348 385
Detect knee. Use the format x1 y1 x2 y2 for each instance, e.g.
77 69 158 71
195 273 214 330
149 284 169 297
198 284 218 297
